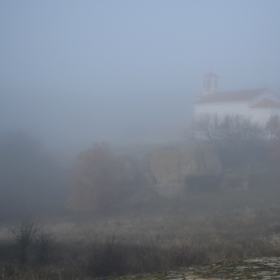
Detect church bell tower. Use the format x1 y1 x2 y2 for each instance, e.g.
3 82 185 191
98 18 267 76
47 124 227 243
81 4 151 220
202 72 219 97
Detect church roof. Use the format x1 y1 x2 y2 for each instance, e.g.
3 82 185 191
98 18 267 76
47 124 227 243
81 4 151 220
195 88 269 104
250 98 280 108
203 72 219 78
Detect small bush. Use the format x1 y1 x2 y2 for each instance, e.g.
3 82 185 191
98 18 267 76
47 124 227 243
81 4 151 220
34 231 55 265
9 219 40 265
9 219 55 266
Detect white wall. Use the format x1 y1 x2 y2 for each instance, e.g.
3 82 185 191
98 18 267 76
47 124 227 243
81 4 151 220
195 102 249 118
249 108 280 124
194 102 280 125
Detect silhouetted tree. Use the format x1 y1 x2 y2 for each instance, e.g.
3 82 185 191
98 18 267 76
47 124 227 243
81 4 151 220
66 142 126 213
191 114 266 166
266 115 280 140
9 218 54 265
265 115 280 165
9 219 40 264
191 114 221 142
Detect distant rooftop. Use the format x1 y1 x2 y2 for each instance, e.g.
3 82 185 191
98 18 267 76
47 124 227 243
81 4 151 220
250 98 280 108
196 88 269 104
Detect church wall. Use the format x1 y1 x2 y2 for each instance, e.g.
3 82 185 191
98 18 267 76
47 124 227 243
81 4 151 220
249 108 280 125
194 103 249 119
195 103 280 125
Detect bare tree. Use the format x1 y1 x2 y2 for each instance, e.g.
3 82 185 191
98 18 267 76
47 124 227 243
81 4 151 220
192 114 222 142
266 115 280 140
10 219 40 264
191 114 266 166
265 115 280 165
220 115 265 150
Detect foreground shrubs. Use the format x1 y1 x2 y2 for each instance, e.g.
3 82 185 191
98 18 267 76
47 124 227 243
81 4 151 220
2 220 280 279
8 219 55 265
0 237 279 280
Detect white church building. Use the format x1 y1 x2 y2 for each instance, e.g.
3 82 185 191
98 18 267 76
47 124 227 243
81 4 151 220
194 73 280 125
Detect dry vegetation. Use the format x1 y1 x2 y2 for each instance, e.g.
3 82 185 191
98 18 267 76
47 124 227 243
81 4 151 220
2 116 280 279
1 171 280 279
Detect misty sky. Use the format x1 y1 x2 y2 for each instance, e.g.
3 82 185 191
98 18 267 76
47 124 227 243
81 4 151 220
1 0 280 152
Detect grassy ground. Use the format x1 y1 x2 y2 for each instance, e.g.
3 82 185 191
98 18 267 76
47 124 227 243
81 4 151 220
1 172 280 279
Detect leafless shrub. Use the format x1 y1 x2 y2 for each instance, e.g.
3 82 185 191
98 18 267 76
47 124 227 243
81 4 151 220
191 114 266 166
9 219 40 265
9 219 55 266
192 114 222 142
35 231 55 265
266 115 280 140
85 230 127 277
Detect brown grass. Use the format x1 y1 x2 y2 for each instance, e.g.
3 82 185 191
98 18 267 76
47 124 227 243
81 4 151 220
1 172 280 278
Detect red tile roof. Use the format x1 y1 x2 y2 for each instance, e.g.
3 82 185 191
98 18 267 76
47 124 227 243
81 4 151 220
195 88 269 104
250 98 280 108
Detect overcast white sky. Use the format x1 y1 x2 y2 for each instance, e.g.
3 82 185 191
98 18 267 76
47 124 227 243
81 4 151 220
1 0 280 151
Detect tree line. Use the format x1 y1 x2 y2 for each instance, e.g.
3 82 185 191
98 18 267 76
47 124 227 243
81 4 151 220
2 115 280 216
189 114 280 167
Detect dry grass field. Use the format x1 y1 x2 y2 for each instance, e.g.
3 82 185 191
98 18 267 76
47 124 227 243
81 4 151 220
1 172 280 279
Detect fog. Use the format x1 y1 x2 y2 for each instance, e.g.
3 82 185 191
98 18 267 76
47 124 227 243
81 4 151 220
1 0 280 153
2 2 280 276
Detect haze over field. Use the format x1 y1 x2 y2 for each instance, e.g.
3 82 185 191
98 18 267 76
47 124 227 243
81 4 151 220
3 3 280 277
1 0 280 152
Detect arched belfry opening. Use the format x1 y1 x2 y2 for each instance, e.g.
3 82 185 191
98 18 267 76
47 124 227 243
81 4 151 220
202 72 219 97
